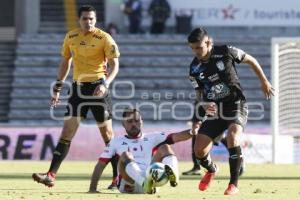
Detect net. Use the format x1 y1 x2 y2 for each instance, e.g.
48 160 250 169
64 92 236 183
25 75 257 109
271 38 300 163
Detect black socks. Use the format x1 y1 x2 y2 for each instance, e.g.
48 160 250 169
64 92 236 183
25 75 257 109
228 146 243 186
198 154 217 173
49 139 71 173
192 136 201 170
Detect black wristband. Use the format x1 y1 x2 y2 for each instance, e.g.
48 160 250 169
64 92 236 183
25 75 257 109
53 80 63 93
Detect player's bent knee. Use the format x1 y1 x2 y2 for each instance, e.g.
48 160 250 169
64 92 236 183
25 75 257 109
158 144 171 151
120 151 134 162
157 144 174 156
194 148 207 159
226 135 240 148
193 143 210 158
228 124 243 134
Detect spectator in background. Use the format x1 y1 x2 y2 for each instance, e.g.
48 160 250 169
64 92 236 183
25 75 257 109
106 22 119 36
122 0 143 34
175 9 192 34
148 0 171 34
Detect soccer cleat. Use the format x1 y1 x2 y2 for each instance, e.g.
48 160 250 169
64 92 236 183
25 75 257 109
32 172 55 187
165 165 178 187
182 167 201 176
142 175 155 194
198 165 218 191
107 177 118 190
198 172 215 191
224 184 239 195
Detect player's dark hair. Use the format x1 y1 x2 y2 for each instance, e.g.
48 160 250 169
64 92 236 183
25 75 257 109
187 27 209 43
78 5 96 17
122 108 140 118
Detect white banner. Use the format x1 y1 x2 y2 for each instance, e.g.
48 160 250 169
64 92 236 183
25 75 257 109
170 0 300 26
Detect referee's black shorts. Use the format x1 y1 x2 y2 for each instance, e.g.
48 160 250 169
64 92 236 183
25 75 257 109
198 100 248 140
65 80 112 123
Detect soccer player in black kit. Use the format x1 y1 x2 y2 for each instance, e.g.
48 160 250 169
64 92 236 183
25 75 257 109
187 27 274 195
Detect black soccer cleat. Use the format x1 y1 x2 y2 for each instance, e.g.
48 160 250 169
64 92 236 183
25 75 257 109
32 172 55 187
182 166 201 176
165 165 178 187
107 177 118 190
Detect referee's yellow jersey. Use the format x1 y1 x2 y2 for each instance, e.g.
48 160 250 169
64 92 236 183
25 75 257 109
61 28 120 82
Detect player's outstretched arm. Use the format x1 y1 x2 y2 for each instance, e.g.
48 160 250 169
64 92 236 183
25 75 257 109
242 54 274 99
169 129 195 143
88 160 108 193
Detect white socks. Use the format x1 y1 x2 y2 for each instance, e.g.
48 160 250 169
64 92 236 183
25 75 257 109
125 161 144 186
162 155 179 177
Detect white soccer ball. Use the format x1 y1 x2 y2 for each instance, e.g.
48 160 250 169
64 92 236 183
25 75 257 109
146 162 169 187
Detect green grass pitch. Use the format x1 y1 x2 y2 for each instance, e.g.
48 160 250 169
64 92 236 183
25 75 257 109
1 161 300 200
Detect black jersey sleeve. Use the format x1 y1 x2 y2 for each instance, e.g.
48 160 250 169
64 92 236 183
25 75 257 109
227 46 246 63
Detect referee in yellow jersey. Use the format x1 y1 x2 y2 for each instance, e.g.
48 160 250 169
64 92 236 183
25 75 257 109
32 5 120 189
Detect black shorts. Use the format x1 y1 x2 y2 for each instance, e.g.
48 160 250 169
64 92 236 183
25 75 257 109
192 102 207 122
65 81 113 123
198 100 248 140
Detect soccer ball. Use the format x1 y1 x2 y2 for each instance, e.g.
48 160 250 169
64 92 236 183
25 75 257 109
146 162 169 187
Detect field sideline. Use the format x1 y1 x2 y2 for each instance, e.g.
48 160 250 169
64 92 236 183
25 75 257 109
1 161 300 200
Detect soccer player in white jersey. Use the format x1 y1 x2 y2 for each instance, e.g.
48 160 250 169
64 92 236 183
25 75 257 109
88 108 195 194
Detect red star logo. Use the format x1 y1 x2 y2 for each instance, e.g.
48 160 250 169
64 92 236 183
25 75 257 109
222 5 239 19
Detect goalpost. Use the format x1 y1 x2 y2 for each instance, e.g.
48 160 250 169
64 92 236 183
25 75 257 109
271 38 300 164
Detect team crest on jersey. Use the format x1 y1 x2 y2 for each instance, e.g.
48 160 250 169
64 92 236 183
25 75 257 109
216 61 225 71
